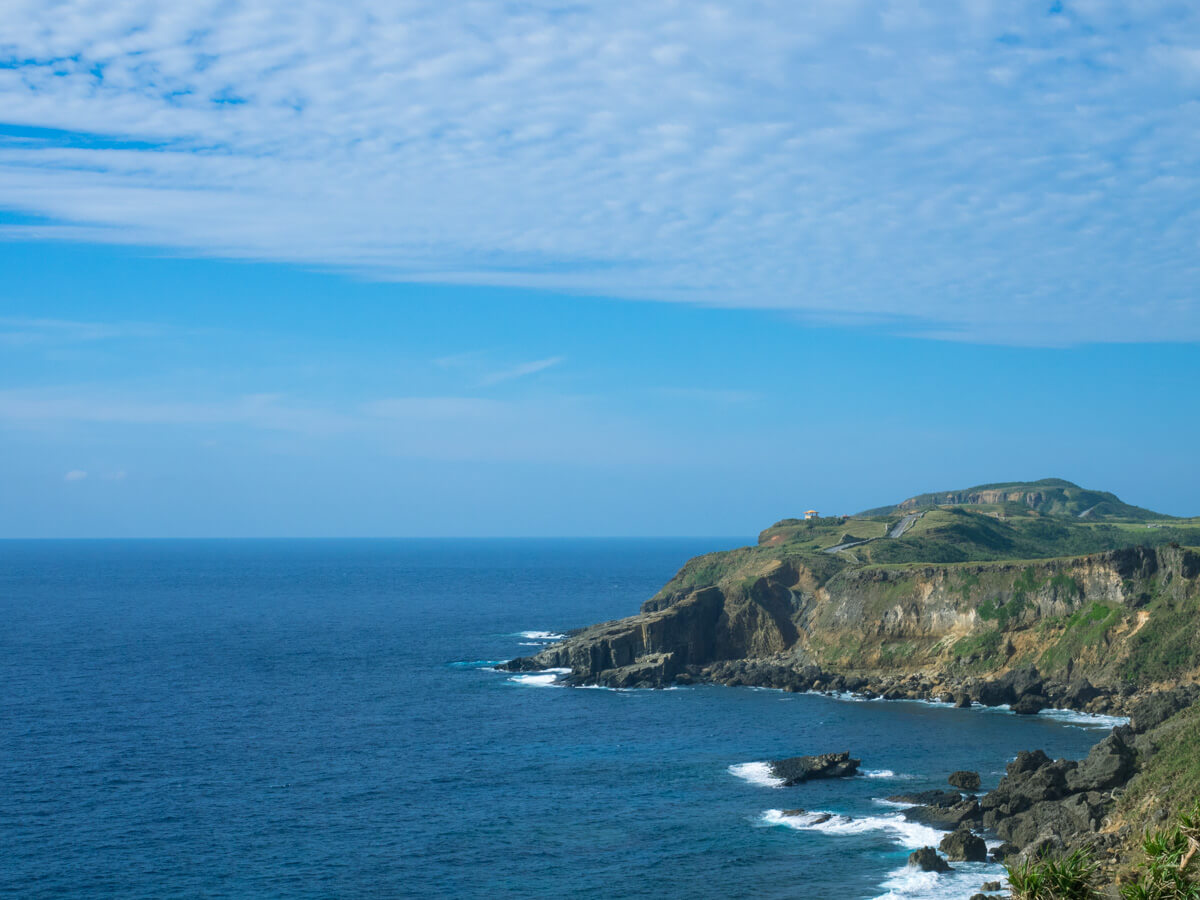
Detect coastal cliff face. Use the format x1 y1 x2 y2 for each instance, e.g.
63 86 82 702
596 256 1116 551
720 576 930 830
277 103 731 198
509 545 1200 702
506 485 1200 886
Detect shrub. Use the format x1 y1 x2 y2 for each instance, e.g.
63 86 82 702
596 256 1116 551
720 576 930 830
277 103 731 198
1007 847 1099 900
1120 806 1200 900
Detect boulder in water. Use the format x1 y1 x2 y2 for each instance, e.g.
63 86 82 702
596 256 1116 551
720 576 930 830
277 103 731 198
908 847 951 872
887 789 963 807
948 770 982 791
768 751 860 785
939 826 988 862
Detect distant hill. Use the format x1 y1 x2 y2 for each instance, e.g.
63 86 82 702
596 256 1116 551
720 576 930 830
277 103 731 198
859 478 1169 522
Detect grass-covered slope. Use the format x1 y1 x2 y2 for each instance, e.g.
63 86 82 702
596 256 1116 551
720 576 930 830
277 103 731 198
518 480 1200 697
860 478 1171 522
756 503 1199 568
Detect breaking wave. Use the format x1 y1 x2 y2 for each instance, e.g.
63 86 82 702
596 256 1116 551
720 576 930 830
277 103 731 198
728 761 784 788
508 667 571 687
871 862 1006 900
761 809 943 849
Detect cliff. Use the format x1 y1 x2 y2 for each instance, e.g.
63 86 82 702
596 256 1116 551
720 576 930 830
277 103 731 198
504 481 1200 889
509 543 1200 706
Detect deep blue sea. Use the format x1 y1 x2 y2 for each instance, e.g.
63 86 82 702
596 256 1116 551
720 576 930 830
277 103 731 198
1 539 1119 899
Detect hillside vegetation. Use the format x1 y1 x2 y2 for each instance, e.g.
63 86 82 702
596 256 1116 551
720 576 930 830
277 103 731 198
507 478 1200 895
519 478 1200 693
859 477 1172 522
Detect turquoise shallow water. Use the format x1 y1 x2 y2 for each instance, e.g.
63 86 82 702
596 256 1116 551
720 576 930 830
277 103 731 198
0 538 1114 899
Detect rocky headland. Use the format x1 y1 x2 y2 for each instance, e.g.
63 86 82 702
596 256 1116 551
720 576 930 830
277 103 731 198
504 481 1200 893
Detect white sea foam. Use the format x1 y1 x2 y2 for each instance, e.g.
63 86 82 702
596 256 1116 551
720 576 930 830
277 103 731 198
826 691 953 709
728 762 785 788
1037 709 1130 729
516 630 566 641
863 769 913 779
872 862 1007 900
872 798 916 809
508 667 571 687
761 809 943 849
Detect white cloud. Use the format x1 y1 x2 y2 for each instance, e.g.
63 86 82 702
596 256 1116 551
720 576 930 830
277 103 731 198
0 2 1197 342
63 469 87 481
0 317 165 346
0 385 666 463
363 396 503 419
478 356 565 387
0 387 351 435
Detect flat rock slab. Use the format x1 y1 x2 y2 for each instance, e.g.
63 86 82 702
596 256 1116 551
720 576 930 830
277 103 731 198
888 789 963 807
769 751 861 785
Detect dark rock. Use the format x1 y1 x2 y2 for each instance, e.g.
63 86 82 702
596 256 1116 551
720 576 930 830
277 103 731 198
908 847 951 873
949 770 982 791
998 792 1108 846
1062 678 1102 708
1066 727 1136 793
501 656 546 671
769 751 861 785
939 826 988 862
982 881 1003 892
1017 833 1065 864
975 665 1045 708
991 842 1019 862
1129 686 1200 733
887 789 963 808
974 680 1013 707
905 798 981 829
1011 693 1050 715
954 692 972 708
841 675 867 693
1004 665 1045 699
979 752 1083 835
779 808 832 824
1008 749 1052 777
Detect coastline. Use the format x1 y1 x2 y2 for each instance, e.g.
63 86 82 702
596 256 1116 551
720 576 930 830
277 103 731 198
502 640 1196 895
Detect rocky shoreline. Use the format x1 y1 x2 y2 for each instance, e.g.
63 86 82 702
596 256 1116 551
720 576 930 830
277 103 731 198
500 527 1200 895
504 653 1134 715
504 651 1199 895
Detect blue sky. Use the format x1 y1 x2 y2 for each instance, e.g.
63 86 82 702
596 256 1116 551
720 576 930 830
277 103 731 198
1 1 1198 536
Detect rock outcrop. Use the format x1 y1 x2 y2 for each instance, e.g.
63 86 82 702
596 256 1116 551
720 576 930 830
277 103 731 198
769 752 860 785
500 492 1200 888
507 544 1200 707
908 847 951 872
939 826 988 862
949 770 982 791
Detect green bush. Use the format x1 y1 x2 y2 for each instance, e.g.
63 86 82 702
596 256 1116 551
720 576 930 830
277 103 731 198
1007 847 1099 900
1120 806 1200 900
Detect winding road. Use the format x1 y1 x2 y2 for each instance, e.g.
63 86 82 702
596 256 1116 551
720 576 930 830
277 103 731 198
889 513 920 538
822 511 923 554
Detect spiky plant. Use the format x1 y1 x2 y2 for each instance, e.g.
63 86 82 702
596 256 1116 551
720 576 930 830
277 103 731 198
1121 806 1200 900
1007 846 1100 900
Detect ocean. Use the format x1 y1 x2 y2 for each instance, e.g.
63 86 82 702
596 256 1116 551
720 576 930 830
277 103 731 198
0 538 1118 899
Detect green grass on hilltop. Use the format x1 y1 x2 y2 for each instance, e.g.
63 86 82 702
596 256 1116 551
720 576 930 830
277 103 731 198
859 508 1200 565
860 478 1170 522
